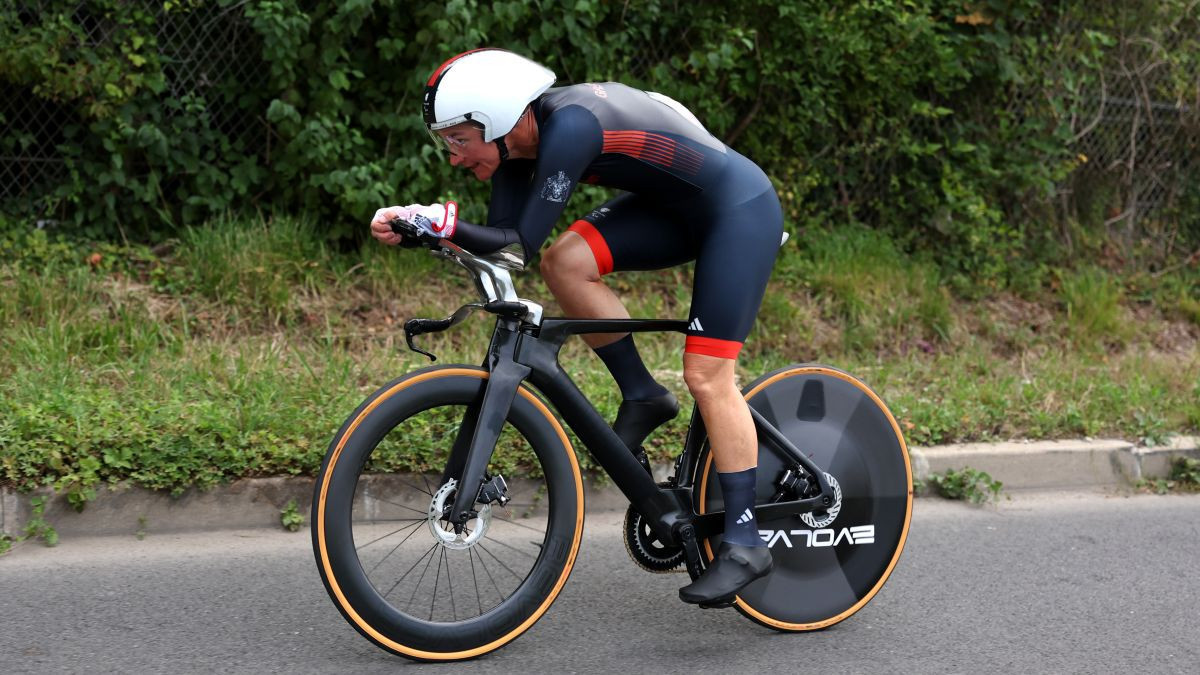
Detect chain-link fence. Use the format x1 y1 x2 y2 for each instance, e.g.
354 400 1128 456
1067 26 1199 238
0 2 266 217
1 4 1196 234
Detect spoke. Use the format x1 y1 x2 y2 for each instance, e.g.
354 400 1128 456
477 541 525 581
359 517 426 524
420 472 435 497
366 496 428 518
406 544 440 611
394 476 434 498
356 519 422 553
445 546 457 621
494 511 549 535
469 545 484 615
473 546 506 605
482 534 539 560
430 547 443 621
364 521 425 575
384 542 437 600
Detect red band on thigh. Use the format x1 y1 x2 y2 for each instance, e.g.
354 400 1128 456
567 220 614 276
685 335 743 359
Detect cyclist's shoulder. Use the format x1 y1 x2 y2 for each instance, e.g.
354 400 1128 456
542 82 722 152
538 82 667 124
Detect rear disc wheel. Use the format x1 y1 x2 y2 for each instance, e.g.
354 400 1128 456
695 364 913 630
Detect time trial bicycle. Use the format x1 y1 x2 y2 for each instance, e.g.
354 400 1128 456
311 220 913 661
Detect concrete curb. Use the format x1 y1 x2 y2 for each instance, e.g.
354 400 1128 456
2 438 1197 538
910 436 1200 491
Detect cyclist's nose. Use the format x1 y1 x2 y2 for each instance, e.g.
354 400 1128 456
448 152 463 167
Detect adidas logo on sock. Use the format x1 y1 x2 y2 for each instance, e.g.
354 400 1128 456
735 508 753 525
688 317 705 332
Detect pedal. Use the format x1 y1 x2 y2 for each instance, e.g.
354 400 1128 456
698 596 737 610
677 524 705 580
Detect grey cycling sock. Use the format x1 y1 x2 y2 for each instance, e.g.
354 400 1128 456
593 334 669 401
719 467 767 547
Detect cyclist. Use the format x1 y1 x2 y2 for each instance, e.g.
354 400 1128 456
369 48 783 606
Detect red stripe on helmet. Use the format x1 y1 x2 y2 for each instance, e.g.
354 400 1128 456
426 48 496 87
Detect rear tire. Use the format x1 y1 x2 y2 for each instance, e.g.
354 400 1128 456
312 366 584 660
694 364 912 630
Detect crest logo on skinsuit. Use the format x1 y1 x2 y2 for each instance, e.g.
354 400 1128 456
591 83 608 98
540 171 572 203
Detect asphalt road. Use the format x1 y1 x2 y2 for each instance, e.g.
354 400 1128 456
2 490 1198 673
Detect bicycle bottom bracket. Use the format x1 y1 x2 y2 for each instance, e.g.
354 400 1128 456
427 479 491 549
623 503 685 573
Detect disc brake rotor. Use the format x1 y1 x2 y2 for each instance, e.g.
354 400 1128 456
800 472 842 529
427 479 491 550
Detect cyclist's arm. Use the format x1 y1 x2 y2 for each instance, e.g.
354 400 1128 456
447 159 535 255
510 105 602 253
449 219 523 253
447 106 601 260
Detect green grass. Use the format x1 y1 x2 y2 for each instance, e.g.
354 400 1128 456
1058 265 1130 349
0 217 1197 506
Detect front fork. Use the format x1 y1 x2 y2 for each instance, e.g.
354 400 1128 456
443 323 528 530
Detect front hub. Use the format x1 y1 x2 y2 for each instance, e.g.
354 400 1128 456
427 479 491 549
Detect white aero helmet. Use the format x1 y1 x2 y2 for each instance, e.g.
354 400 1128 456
422 49 556 158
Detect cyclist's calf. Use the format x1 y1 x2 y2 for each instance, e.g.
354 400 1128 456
684 353 757 472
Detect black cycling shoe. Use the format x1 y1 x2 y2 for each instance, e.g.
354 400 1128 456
613 392 680 450
678 542 773 607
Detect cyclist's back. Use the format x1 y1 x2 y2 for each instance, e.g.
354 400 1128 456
488 82 776 257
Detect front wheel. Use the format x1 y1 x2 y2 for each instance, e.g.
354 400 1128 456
694 364 913 630
312 366 584 661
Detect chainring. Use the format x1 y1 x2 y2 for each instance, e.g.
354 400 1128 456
623 504 686 573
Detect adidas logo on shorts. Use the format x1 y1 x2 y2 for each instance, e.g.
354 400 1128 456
688 317 705 332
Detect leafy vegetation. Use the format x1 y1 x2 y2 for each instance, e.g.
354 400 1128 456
279 499 304 532
926 467 1005 505
1140 457 1200 495
2 1 1197 290
0 496 60 554
0 219 1195 509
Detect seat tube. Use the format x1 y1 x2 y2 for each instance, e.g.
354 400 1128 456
447 324 531 527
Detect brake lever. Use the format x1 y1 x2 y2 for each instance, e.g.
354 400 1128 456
388 216 441 248
402 304 485 361
404 318 442 361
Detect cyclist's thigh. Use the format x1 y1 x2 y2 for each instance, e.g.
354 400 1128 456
566 192 698 275
684 187 784 359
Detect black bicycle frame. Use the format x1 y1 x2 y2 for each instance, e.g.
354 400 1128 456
438 311 836 549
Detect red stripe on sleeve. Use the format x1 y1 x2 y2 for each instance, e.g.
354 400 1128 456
567 220 614 276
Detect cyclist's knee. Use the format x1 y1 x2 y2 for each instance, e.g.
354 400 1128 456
683 353 737 403
541 233 600 288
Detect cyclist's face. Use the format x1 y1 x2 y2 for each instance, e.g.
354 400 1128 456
437 124 499 181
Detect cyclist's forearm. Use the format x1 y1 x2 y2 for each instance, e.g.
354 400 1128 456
451 220 525 256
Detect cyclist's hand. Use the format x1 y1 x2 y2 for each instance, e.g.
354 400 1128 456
370 203 458 246
404 202 458 239
370 205 416 246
